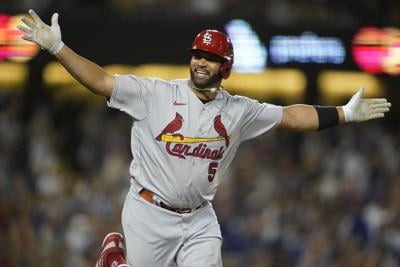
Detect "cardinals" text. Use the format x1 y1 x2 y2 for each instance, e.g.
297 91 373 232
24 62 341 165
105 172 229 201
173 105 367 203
166 143 224 160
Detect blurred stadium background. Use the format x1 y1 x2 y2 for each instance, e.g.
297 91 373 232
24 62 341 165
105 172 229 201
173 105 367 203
1 0 400 266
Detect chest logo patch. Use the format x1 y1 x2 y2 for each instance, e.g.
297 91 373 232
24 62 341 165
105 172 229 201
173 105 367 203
155 112 230 160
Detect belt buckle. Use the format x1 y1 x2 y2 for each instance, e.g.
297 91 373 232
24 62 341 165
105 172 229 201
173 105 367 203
175 208 192 214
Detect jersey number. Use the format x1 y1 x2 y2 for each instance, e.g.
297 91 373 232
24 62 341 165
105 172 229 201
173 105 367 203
208 162 219 182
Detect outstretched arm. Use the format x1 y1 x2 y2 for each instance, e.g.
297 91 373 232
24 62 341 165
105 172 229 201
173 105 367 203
17 10 114 98
279 105 343 131
279 87 391 131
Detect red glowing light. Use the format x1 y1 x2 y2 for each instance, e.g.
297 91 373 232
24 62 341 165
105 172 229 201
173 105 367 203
352 27 400 76
0 14 39 62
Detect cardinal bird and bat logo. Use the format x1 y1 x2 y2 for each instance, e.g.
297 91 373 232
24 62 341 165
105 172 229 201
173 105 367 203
155 112 230 160
155 113 184 142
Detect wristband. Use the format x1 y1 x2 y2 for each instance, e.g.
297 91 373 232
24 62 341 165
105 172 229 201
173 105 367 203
49 40 64 55
314 106 339 130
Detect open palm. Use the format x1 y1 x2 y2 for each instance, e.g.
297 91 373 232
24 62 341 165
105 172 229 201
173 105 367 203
17 9 63 54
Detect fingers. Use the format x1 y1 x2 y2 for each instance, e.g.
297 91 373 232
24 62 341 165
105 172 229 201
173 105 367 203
367 100 391 114
368 113 385 120
370 103 391 110
371 107 390 113
51 13 59 26
365 99 391 110
362 99 391 117
355 97 391 122
19 15 36 43
21 35 33 42
16 25 33 35
365 101 391 120
370 101 391 108
363 98 390 104
28 9 45 25
21 16 36 29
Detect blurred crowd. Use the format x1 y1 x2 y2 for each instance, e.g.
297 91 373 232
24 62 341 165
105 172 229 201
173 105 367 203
216 121 400 267
1 90 399 267
2 0 400 27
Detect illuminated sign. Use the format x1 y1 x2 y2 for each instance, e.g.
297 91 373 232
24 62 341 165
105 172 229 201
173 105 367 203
225 19 267 73
270 32 345 64
0 14 39 62
352 27 400 76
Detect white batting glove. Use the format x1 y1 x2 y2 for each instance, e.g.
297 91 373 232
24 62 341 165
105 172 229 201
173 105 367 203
17 9 64 55
342 86 391 122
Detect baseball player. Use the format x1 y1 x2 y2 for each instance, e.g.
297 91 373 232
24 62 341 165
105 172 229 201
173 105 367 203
18 10 391 267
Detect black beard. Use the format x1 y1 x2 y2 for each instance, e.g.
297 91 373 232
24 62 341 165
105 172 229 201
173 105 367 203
190 69 222 89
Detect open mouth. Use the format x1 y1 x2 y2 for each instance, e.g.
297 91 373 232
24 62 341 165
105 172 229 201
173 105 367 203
195 69 209 79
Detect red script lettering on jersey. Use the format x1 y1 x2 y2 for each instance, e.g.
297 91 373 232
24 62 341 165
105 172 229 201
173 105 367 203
166 143 224 160
155 113 230 160
173 101 187 106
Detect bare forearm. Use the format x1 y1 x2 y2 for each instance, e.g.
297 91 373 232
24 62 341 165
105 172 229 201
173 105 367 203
55 45 114 97
279 104 345 131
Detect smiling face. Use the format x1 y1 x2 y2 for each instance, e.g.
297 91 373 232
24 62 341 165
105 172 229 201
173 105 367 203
189 51 224 89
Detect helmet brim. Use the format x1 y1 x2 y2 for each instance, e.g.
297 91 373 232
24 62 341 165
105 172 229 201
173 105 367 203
188 49 228 63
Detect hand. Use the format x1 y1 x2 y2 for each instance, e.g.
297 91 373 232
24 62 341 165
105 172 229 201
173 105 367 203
17 9 64 55
342 86 391 122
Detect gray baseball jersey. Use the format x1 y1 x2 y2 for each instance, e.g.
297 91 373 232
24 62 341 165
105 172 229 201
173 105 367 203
107 74 282 209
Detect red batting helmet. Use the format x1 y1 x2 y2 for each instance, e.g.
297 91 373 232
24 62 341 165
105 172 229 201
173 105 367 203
189 29 234 79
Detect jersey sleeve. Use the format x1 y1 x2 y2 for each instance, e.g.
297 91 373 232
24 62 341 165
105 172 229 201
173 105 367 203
107 74 155 120
240 98 283 142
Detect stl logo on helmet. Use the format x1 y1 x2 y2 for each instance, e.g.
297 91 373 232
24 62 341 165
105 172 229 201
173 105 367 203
203 32 213 45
